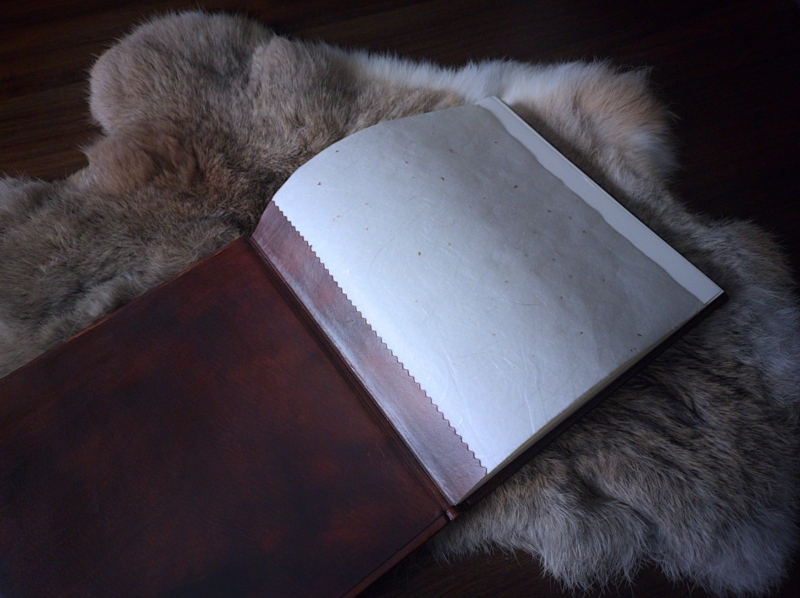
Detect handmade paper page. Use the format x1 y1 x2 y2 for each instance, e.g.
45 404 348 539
271 98 722 480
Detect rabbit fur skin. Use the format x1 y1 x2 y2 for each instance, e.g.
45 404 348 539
1 11 798 596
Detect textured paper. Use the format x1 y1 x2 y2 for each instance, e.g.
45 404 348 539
272 99 720 476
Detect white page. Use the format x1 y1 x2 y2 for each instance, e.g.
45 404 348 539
272 99 718 476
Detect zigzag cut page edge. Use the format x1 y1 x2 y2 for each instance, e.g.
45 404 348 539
251 201 487 505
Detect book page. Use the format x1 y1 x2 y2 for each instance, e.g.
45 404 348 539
271 99 720 478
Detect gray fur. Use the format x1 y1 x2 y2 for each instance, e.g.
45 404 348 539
1 11 798 595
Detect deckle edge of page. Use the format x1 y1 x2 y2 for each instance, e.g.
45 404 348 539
251 202 487 505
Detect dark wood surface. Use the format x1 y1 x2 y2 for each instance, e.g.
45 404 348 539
1 1 798 596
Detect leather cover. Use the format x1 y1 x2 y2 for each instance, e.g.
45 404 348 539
0 238 452 598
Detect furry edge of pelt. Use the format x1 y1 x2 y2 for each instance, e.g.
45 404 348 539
1 11 799 596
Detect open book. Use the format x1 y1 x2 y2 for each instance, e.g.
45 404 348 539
0 99 723 597
255 97 724 504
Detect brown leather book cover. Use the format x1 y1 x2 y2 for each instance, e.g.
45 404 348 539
0 236 460 598
0 98 729 595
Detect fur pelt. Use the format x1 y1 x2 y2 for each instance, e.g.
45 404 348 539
1 11 798 595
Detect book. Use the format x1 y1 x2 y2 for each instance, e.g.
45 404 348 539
257 97 724 502
0 98 724 597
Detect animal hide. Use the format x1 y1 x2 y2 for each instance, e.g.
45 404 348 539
1 11 798 596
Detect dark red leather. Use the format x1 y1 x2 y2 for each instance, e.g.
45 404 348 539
0 239 450 597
